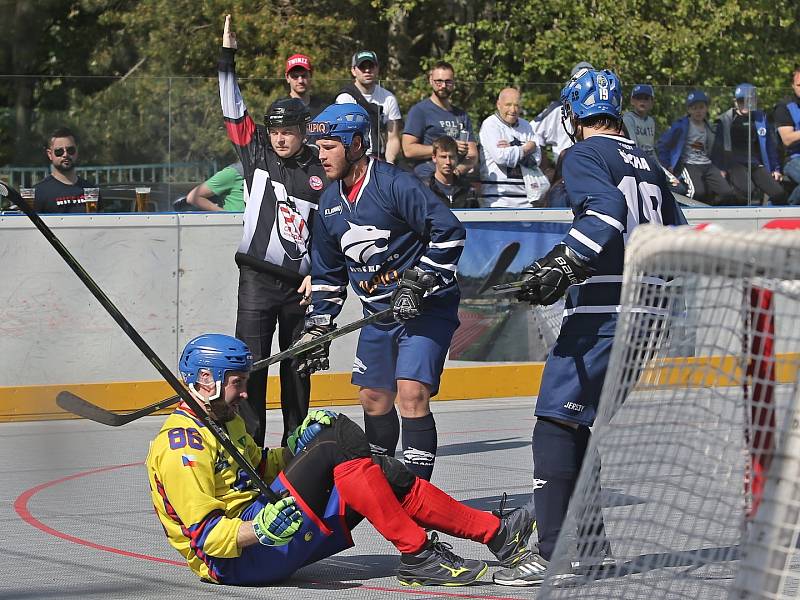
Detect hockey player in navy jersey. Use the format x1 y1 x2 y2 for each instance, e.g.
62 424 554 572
493 68 687 586
294 103 466 481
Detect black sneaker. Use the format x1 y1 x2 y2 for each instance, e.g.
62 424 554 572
397 532 488 586
487 495 536 567
492 551 549 586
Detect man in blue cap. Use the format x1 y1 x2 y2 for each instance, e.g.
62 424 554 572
711 83 785 204
657 90 736 204
623 84 657 160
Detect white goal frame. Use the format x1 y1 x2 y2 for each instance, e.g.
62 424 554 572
539 224 800 600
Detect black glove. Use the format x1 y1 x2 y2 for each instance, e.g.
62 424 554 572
390 267 439 321
516 244 592 306
292 323 335 376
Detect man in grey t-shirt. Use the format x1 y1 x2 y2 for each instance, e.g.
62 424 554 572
657 90 736 204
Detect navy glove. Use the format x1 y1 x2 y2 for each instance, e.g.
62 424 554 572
517 244 592 306
390 267 439 321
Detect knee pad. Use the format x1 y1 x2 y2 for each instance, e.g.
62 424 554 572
333 414 372 461
372 454 415 496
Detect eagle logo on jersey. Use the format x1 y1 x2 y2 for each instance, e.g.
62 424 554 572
340 222 390 263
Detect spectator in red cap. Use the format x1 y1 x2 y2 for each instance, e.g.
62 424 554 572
285 53 327 118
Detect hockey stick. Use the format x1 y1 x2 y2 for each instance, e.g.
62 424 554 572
1 183 280 503
57 307 393 426
477 241 521 294
489 279 527 295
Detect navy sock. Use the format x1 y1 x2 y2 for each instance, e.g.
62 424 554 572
401 413 437 481
532 418 582 561
363 406 400 457
573 426 612 557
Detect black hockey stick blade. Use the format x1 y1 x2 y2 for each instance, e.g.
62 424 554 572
1 182 279 502
56 390 181 427
477 241 521 294
55 307 395 426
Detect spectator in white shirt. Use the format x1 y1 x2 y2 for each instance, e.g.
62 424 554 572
335 50 403 164
479 88 548 207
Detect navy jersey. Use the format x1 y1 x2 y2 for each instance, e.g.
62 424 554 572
560 133 687 335
308 159 466 321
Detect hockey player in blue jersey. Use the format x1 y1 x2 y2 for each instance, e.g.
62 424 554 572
493 68 687 586
293 103 466 481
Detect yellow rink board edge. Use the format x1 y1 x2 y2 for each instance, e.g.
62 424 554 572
1 354 798 423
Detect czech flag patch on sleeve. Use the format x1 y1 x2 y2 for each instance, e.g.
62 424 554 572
182 454 197 467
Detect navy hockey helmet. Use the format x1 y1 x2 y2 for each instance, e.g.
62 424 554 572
560 68 622 122
306 103 371 151
179 334 252 389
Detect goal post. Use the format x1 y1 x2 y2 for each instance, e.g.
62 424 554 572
539 224 800 599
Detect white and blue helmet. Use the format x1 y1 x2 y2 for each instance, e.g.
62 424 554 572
560 68 622 122
306 103 371 151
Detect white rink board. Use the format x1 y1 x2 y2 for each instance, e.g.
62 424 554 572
2 206 799 386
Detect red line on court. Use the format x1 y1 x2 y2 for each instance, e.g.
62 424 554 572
13 462 184 566
13 463 526 600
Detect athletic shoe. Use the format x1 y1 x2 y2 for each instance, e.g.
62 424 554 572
487 496 536 567
570 554 617 573
492 551 549 586
397 532 488 586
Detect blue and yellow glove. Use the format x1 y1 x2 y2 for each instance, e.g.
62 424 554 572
252 496 303 546
286 409 338 455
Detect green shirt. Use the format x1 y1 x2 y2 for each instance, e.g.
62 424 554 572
206 166 244 212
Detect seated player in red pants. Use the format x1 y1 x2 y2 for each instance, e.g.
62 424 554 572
146 334 534 586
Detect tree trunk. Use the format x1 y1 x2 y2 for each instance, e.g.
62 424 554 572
12 0 39 162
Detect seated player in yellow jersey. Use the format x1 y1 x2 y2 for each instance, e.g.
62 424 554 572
146 333 535 586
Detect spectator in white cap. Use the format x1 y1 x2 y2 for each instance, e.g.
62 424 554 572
335 50 403 164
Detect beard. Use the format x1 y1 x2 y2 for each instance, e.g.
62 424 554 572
54 161 75 174
434 88 451 101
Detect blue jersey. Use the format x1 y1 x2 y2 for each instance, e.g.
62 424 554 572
560 133 687 336
308 158 466 321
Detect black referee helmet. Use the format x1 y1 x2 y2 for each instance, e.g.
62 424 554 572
265 97 311 131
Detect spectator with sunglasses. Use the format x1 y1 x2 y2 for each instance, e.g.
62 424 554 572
34 127 102 213
403 61 478 180
285 53 328 119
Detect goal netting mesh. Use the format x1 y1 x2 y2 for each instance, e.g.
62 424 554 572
539 225 800 600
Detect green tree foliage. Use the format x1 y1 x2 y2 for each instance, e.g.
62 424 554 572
2 0 798 168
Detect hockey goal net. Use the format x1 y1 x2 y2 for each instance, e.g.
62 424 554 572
540 224 800 600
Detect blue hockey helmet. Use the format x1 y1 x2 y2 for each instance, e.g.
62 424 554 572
734 83 756 100
560 68 622 122
306 103 371 151
179 334 252 388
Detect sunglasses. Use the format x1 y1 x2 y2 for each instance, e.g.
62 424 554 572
52 146 77 157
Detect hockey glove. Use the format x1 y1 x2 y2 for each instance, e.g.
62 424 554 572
390 267 439 321
252 496 303 546
517 244 592 306
293 324 335 377
286 409 338 455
